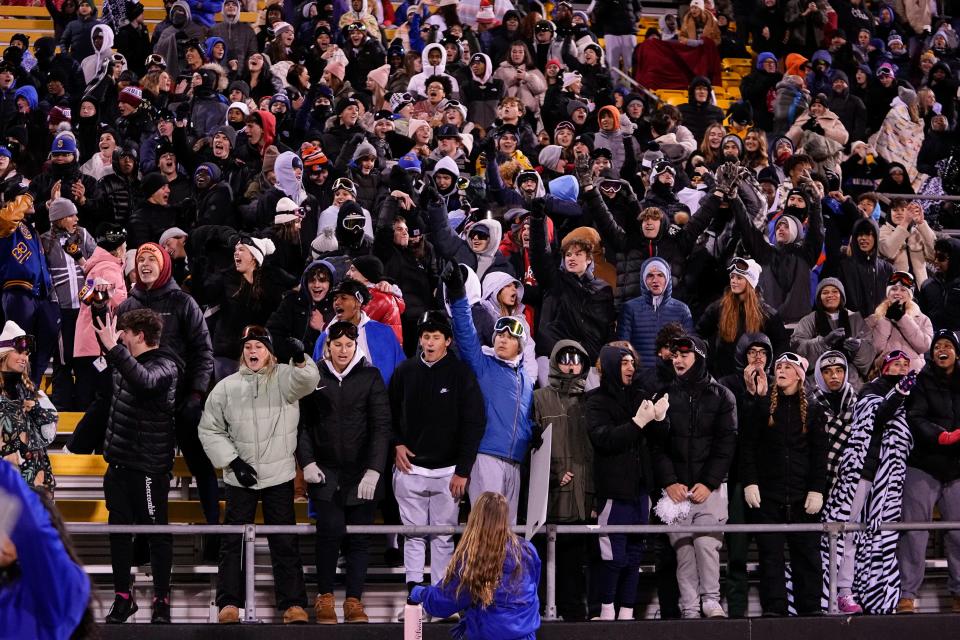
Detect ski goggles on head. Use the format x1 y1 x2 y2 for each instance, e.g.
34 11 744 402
728 257 750 273
0 334 33 354
328 321 360 341
555 121 576 133
443 99 463 110
888 271 915 289
494 316 525 339
670 336 704 358
333 177 356 194
883 350 910 366
776 352 804 366
557 348 583 366
145 53 166 69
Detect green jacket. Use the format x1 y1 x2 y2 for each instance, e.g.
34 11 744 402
199 358 320 489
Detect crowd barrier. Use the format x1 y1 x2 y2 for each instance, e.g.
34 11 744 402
66 520 960 622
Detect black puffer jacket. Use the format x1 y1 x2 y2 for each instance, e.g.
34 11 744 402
739 388 828 504
586 345 657 501
907 333 960 482
102 345 183 474
678 77 725 144
529 210 614 364
97 156 141 226
127 201 180 249
587 187 717 311
298 355 392 505
652 336 738 490
117 279 214 397
824 217 892 316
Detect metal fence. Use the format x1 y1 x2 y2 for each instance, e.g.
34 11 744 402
66 520 960 622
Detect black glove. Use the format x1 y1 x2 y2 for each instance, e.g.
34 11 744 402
842 337 862 353
349 132 366 147
286 337 306 364
419 183 441 209
63 234 84 261
530 197 546 220
529 428 544 451
802 116 817 131
389 165 413 193
480 134 497 157
896 370 918 395
229 457 258 487
441 260 466 301
179 392 205 428
824 327 846 347
885 301 906 322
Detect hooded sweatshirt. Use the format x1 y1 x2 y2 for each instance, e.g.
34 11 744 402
616 257 693 367
80 23 114 86
408 43 461 99
477 270 538 381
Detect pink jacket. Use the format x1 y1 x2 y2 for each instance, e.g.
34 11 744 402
864 299 933 372
73 247 128 358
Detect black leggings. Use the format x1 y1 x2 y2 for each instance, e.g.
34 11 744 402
313 499 377 599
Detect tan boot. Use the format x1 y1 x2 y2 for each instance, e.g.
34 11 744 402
218 605 240 624
314 593 338 624
343 597 369 623
294 466 308 503
283 605 309 624
896 598 916 614
952 596 960 613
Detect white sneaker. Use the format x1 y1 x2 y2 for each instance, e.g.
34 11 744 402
702 601 727 618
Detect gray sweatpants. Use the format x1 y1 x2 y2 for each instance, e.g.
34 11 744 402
469 453 521 525
897 466 960 598
393 469 459 585
837 479 872 594
668 484 728 617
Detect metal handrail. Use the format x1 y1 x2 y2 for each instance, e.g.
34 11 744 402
65 520 960 622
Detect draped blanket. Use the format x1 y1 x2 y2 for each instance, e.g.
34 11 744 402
632 38 722 91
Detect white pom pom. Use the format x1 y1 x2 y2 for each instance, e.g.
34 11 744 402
654 491 692 525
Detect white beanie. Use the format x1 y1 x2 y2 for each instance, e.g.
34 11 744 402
274 197 301 224
239 237 276 266
730 257 762 290
227 101 250 116
690 0 705 9
562 71 581 89
158 227 187 246
0 320 26 357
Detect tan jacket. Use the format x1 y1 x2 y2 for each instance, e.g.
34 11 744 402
680 11 721 43
878 221 936 286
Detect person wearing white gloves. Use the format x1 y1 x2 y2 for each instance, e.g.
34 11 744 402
739 352 828 616
199 325 321 625
297 321 392 624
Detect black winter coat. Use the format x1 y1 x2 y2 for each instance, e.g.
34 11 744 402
117 279 215 397
344 38 386 97
586 347 657 500
695 298 789 378
102 345 182 474
530 212 614 363
128 201 181 249
740 391 828 504
652 357 738 490
823 217 892 316
907 363 960 482
97 171 141 226
298 357 392 504
266 291 330 363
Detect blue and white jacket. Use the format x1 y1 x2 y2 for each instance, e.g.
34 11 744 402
616 257 693 367
450 295 534 463
0 197 53 299
313 312 405 386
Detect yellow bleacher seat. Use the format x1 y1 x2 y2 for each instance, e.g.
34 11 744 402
716 98 731 110
50 453 201 477
57 411 82 435
56 498 310 523
725 86 742 99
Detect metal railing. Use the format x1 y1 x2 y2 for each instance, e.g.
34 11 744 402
66 521 960 622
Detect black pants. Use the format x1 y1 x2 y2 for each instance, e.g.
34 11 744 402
67 360 113 453
724 481 750 618
174 400 220 524
104 464 173 596
751 499 822 615
218 480 307 611
313 498 376 599
51 307 80 411
550 528 589 621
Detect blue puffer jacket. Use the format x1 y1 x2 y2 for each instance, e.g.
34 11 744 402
411 537 540 640
616 257 693 367
451 295 534 463
0 459 91 640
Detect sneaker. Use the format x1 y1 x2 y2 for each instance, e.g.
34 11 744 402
837 595 862 615
217 605 240 624
896 597 917 614
343 597 369 623
702 601 727 618
105 594 139 624
151 596 171 624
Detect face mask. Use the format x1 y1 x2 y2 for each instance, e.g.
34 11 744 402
784 204 806 220
171 9 187 27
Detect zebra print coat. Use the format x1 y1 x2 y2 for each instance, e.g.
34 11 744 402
820 377 913 614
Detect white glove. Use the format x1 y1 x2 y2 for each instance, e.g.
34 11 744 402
302 462 325 484
358 469 380 501
744 484 761 509
633 399 656 428
804 491 824 515
653 393 670 421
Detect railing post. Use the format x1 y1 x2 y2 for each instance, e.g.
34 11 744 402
243 524 258 623
545 525 557 621
827 524 839 615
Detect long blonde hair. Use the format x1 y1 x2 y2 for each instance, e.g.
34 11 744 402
699 122 725 166
0 353 34 397
767 383 808 432
442 492 525 607
718 285 766 344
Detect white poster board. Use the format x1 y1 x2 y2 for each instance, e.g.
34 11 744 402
525 424 552 540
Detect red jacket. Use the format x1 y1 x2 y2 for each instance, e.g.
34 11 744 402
365 286 405 344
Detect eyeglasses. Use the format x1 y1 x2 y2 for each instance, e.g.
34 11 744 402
746 347 767 359
0 334 34 354
557 348 583 366
888 271 915 288
494 316 525 338
241 325 270 341
328 322 360 341
333 177 356 193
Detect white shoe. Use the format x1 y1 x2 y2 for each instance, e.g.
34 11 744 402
617 606 634 620
596 602 616 621
396 607 405 622
682 609 702 619
702 601 727 618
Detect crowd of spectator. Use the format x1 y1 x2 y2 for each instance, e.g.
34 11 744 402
1 0 960 629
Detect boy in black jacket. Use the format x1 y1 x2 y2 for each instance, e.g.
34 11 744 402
388 311 486 604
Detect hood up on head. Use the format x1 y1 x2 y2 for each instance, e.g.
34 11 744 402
734 332 773 372
548 339 589 394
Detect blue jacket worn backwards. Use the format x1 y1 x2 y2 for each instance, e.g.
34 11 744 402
616 256 693 367
0 195 53 298
411 537 541 640
0 459 90 640
451 295 534 463
313 312 405 386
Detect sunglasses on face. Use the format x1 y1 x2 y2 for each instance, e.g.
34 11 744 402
0 335 34 354
557 349 583 366
494 316 525 338
468 229 489 240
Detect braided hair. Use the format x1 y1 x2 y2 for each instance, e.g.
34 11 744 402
768 384 808 433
